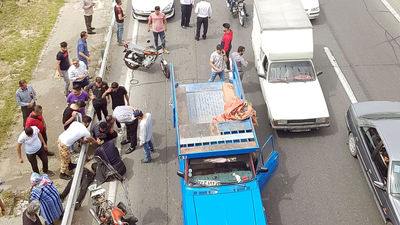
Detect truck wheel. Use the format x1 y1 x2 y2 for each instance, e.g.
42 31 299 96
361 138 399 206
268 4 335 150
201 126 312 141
348 132 357 158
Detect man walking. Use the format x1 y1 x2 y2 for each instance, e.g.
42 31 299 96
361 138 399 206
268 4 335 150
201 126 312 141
231 46 248 80
77 31 90 69
221 23 233 70
68 58 89 88
56 41 71 96
102 82 129 129
57 115 97 180
209 44 227 82
16 80 36 128
180 0 194 28
195 0 212 41
85 77 109 120
112 106 140 154
17 126 55 176
137 111 153 163
148 6 169 53
114 0 127 46
25 105 55 156
82 0 96 34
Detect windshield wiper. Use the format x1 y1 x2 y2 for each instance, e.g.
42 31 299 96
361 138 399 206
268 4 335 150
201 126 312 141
220 182 246 187
189 180 219 191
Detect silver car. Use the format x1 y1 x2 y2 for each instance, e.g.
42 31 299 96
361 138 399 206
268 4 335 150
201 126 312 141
346 101 400 225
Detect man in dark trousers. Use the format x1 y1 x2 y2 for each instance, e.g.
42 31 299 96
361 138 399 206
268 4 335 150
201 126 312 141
180 0 194 28
194 0 212 41
82 0 96 34
102 82 129 129
113 106 141 154
16 80 36 128
56 41 71 96
221 23 233 70
85 77 110 120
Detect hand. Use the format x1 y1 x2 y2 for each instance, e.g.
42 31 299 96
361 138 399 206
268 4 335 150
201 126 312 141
147 28 150 32
87 56 91 61
139 144 143 148
59 72 64 77
19 158 23 163
90 95 96 100
28 102 34 108
165 27 167 32
217 69 222 73
43 144 48 151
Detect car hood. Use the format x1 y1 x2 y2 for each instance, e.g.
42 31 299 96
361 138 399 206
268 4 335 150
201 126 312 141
299 0 319 10
132 0 172 11
193 190 257 225
261 79 329 120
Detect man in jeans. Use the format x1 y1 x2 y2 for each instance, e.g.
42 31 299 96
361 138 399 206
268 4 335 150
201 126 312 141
231 46 248 80
82 0 96 34
114 0 126 46
17 126 55 176
77 31 90 69
137 111 153 163
148 6 169 53
56 41 71 96
16 80 36 128
208 44 227 82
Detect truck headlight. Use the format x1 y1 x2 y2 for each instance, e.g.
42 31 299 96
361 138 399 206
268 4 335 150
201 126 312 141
273 120 287 125
316 117 328 123
163 2 173 12
311 7 320 12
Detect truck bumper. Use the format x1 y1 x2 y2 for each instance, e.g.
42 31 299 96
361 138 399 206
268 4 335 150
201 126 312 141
272 122 330 131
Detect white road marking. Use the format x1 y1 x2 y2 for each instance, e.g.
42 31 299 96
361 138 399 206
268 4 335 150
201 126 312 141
323 47 358 104
380 0 400 22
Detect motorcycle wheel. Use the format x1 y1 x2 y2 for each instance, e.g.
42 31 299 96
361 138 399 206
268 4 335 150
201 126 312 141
124 52 140 70
160 62 170 79
239 11 245 26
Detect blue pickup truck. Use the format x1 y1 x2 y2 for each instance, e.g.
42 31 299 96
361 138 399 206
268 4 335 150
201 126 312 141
170 63 279 225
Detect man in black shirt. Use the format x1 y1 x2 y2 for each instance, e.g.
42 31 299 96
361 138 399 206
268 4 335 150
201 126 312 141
114 0 127 46
102 82 129 128
95 134 126 177
62 101 85 130
56 41 71 96
85 77 110 120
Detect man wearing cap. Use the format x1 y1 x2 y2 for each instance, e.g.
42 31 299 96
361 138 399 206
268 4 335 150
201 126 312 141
112 106 141 154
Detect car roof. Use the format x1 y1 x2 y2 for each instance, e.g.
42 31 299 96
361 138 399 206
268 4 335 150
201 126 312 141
351 101 400 159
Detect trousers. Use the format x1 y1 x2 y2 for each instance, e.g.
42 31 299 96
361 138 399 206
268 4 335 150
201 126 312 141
21 105 34 128
181 4 192 27
57 139 71 174
84 15 93 32
195 17 208 39
26 147 49 174
60 168 95 204
126 119 138 148
93 102 108 120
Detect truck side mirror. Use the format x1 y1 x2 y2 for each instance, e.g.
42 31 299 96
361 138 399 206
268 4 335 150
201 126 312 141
177 171 185 178
373 181 386 191
317 71 323 76
256 167 269 174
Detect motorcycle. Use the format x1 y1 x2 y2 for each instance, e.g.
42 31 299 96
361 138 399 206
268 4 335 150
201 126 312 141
227 0 247 26
123 40 170 79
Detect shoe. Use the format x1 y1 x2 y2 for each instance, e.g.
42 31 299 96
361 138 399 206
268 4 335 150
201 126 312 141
150 148 154 152
90 27 95 30
195 37 199 41
163 48 170 54
44 170 55 177
181 25 186 29
202 36 207 40
187 25 193 28
246 13 249 17
121 139 131 145
46 151 55 156
68 163 77 171
141 159 151 163
59 173 72 180
74 201 81 210
118 42 124 46
125 146 136 154
88 31 96 34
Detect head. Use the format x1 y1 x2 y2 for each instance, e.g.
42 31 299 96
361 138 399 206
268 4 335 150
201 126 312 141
99 121 108 132
75 100 86 109
116 0 122 5
60 41 67 52
25 127 34 137
72 58 79 68
106 115 114 123
95 77 103 86
111 82 119 92
30 172 41 186
216 44 222 54
134 110 143 119
82 115 92 127
33 105 43 115
80 31 88 40
26 200 40 216
222 23 230 32
238 46 245 55
72 84 82 96
97 133 107 142
155 6 160 15
19 80 27 90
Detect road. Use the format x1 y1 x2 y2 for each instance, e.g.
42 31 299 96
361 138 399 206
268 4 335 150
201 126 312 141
100 0 400 224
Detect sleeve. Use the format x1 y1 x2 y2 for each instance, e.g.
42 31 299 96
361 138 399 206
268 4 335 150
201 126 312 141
17 133 25 144
32 126 39 135
139 122 146 145
83 128 91 138
66 94 72 103
68 68 76 81
77 43 85 55
148 14 152 23
83 91 89 101
56 52 62 61
80 61 88 72
220 38 226 51
121 86 127 95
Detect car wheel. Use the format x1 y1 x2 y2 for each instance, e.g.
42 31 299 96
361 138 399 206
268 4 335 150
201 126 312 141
348 132 357 158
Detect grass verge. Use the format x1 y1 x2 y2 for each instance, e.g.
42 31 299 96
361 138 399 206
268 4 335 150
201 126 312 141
0 0 64 147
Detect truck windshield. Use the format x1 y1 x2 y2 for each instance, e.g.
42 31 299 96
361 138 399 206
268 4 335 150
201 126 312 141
187 154 254 187
390 161 400 197
268 61 315 82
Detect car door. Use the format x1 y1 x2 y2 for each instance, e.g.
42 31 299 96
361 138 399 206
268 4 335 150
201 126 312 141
355 126 378 182
256 135 279 191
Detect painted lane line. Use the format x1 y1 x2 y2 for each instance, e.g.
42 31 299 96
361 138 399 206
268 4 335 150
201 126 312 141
323 47 358 104
380 0 400 22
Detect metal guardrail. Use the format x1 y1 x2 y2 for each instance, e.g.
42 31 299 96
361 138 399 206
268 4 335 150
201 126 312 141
61 11 116 225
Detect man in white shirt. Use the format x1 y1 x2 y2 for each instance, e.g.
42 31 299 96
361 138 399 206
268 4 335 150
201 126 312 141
136 111 153 163
57 115 98 180
195 0 212 41
112 105 141 154
180 0 194 28
68 58 89 89
17 126 54 176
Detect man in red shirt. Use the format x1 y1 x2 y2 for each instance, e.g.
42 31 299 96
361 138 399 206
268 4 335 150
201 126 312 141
221 23 233 70
25 105 54 156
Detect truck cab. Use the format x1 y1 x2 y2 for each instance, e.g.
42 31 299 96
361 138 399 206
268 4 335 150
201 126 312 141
170 64 279 225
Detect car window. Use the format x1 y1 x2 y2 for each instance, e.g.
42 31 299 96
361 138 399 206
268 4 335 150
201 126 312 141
390 161 400 197
360 127 381 154
373 145 389 182
268 61 315 82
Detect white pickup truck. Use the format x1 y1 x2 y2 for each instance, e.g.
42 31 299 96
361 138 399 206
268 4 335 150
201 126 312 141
252 0 329 131
300 0 320 20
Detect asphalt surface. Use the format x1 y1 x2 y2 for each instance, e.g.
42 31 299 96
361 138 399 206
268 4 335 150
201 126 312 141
100 0 400 224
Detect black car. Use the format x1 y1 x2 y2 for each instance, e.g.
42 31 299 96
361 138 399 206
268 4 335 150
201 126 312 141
346 101 400 225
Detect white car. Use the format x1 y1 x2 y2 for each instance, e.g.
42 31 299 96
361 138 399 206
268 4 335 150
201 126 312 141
131 0 175 20
300 0 320 19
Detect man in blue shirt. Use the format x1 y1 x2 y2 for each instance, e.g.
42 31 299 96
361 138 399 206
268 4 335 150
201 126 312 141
15 80 36 127
77 31 90 69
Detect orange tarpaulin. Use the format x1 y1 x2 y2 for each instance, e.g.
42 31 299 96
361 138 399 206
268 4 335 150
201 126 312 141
213 83 258 126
